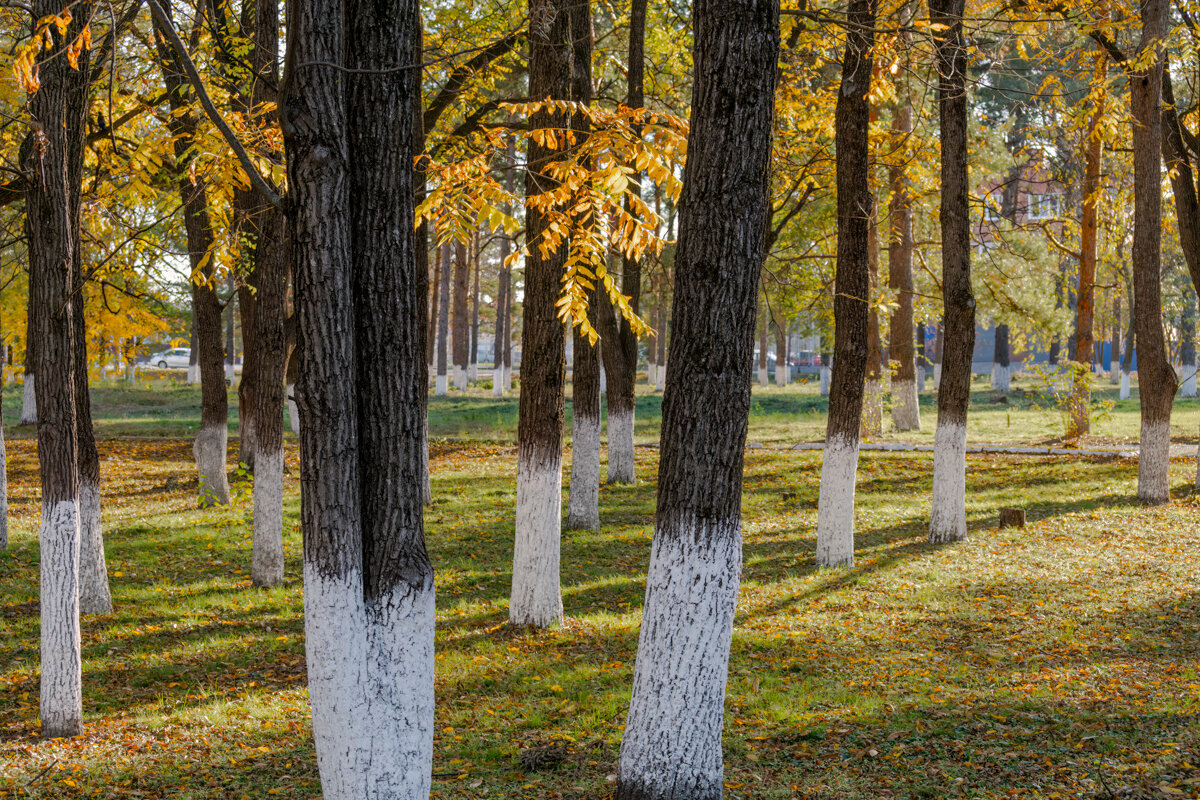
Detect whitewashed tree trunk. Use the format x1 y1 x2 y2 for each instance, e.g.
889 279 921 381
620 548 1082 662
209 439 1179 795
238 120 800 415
933 363 942 389
511 451 564 626
815 434 859 567
891 378 920 431
819 364 831 396
1121 369 1131 399
493 362 504 396
1137 419 1171 504
503 364 512 393
453 366 467 392
305 568 435 800
287 384 300 435
758 365 768 387
252 447 284 587
991 363 1010 392
654 361 666 392
468 362 477 382
40 500 82 737
928 420 967 543
77 480 111 614
194 424 230 506
566 412 600 530
20 375 36 425
917 364 926 391
1181 365 1197 397
187 364 200 384
435 374 447 395
1110 355 1120 384
606 406 636 484
618 528 740 799
774 362 788 387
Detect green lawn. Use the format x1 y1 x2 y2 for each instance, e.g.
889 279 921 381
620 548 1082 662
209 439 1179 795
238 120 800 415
2 434 1199 798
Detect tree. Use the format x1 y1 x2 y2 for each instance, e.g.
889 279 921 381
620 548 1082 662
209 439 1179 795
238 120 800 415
888 54 920 432
815 0 876 569
283 0 435 794
26 0 90 738
437 244 450 395
1130 0 1174 504
510 0 573 628
453 240 469 390
928 0 974 544
615 0 778 795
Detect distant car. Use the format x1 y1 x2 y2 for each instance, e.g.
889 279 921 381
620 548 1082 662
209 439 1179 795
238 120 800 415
147 347 191 369
790 351 822 367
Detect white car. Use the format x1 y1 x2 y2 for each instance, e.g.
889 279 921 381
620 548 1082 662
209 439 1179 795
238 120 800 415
148 347 191 369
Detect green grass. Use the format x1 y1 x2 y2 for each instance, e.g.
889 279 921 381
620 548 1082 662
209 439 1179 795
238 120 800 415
2 435 1200 798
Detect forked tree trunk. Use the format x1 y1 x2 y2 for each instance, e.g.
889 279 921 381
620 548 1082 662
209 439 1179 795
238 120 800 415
616 1 777 794
286 0 436 793
888 84 919 431
511 0 572 628
436 244 450 396
816 0 874 569
928 0 974 544
27 0 90 737
991 324 1010 392
1131 0 1175 504
452 241 469 391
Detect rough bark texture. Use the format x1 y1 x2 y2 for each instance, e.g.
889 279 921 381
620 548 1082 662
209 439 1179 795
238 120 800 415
510 0 572 629
816 0 874 570
1130 0 1175 505
888 86 919 431
928 0 974 543
615 1 777 796
284 0 436 794
27 0 87 737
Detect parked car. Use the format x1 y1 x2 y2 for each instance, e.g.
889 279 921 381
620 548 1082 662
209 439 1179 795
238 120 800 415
790 351 822 367
146 347 191 369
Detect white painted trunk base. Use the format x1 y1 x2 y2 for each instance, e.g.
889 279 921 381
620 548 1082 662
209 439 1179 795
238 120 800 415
606 408 636 485
435 373 448 396
647 364 657 388
1181 366 1197 398
815 434 859 567
252 448 285 587
819 365 831 397
891 378 921 431
618 525 740 799
492 365 504 396
40 499 82 737
566 413 601 531
655 360 666 393
194 424 231 506
510 457 563 627
225 364 236 385
933 364 942 390
929 421 967 543
917 365 926 392
1120 371 1131 400
78 481 112 614
469 363 478 382
862 379 882 436
600 366 606 396
20 375 36 425
453 366 468 392
503 365 512 393
1137 420 1171 505
774 364 788 387
758 366 768 387
305 568 435 800
287 384 300 436
187 364 200 384
1110 359 1120 385
991 364 1010 392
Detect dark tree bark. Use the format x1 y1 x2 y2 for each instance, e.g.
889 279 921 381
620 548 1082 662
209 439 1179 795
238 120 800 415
27 0 90 737
565 1 600 531
615 0 778 795
1131 0 1175 504
928 0 974 543
509 0 573 628
599 0 646 484
283 0 434 792
815 0 875 568
152 5 230 506
452 240 469 390
888 83 919 430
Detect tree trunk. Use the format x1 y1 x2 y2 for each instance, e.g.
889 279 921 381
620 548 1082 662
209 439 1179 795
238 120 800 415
1121 289 1135 400
615 0 777 794
1110 295 1121 384
655 298 668 392
928 0 974 544
1131 0 1175 504
453 241 469 391
816 0 874 569
991 324 1010 393
285 0 436 793
21 298 37 425
774 315 788 387
888 84 919 431
27 0 92 737
917 322 928 390
436 244 450 396
237 283 258 470
1180 292 1196 398
646 298 658 388
1070 57 1105 438
933 318 944 389
758 300 769 387
511 0 572 628
470 231 480 382
494 137 516 398
820 335 831 397
428 240 440 370
187 320 200 384
862 192 882 437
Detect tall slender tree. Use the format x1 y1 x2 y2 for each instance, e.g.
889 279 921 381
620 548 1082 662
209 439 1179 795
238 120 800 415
815 0 876 568
615 0 778 795
888 66 920 432
453 241 469 390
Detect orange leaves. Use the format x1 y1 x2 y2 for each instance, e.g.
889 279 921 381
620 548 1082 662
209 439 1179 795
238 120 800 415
12 12 90 94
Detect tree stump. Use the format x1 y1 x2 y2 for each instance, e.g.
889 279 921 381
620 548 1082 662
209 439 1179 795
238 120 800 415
999 508 1026 529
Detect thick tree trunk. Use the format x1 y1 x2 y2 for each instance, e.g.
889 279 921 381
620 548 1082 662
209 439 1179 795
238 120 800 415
1131 0 1175 504
816 0 874 569
928 0 974 543
616 1 777 795
888 90 919 431
285 0 436 793
991 324 1010 393
452 241 469 391
511 0 572 628
436 244 450 396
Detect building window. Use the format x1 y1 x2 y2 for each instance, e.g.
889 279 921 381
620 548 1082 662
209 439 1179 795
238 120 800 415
1027 192 1061 220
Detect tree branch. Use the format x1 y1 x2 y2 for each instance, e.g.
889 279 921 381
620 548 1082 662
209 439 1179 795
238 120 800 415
424 31 523 134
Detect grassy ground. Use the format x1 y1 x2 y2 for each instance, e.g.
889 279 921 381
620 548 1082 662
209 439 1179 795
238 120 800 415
33 371 1199 446
2 435 1199 798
